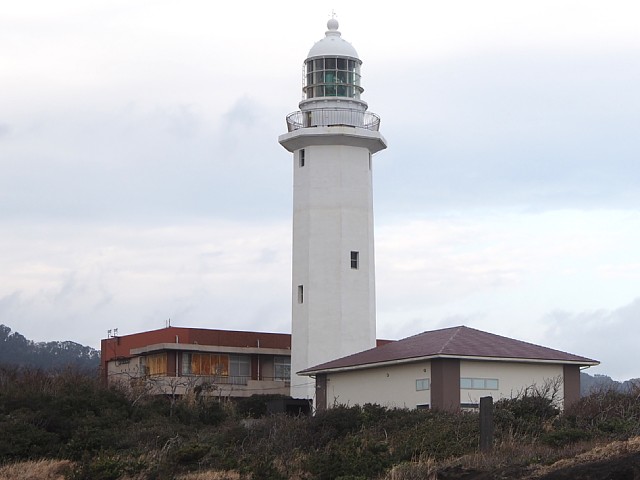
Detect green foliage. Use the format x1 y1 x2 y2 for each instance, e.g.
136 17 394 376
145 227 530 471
386 409 479 463
557 385 640 440
0 324 100 371
172 443 211 465
541 427 592 447
2 366 639 479
70 452 145 480
306 432 391 480
494 383 561 439
311 404 363 440
236 393 290 418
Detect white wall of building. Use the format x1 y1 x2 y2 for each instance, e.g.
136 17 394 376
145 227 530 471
319 359 565 409
460 360 564 405
326 362 432 409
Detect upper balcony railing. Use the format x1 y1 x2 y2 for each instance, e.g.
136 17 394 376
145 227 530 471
285 108 381 132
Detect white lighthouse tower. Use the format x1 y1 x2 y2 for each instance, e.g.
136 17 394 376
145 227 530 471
279 18 387 400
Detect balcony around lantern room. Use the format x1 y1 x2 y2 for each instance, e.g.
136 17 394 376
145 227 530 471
285 107 381 133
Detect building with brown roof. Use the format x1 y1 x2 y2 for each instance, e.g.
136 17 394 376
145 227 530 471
300 326 599 411
101 326 292 399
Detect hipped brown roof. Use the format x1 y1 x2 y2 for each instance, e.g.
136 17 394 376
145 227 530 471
299 326 599 375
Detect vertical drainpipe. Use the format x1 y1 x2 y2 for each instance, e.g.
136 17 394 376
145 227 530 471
175 335 179 377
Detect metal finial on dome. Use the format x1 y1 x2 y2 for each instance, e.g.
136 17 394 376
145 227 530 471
327 17 339 32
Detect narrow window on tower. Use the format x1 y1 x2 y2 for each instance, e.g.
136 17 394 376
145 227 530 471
350 251 359 270
299 149 305 167
297 285 304 303
368 153 372 170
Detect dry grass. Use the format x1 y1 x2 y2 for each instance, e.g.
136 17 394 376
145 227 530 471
0 459 72 480
175 471 242 480
527 436 640 478
446 436 597 472
382 454 437 480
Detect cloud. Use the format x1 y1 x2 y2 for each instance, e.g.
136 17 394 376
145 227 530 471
373 210 640 380
537 298 640 381
0 220 292 347
371 48 640 216
0 97 290 222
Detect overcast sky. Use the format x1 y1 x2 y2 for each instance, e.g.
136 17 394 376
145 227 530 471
1 1 639 380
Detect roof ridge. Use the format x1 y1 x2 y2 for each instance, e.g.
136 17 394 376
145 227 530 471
438 325 464 354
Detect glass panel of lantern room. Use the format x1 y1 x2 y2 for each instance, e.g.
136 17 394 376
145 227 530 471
324 71 336 96
314 58 324 71
337 58 347 70
325 57 336 69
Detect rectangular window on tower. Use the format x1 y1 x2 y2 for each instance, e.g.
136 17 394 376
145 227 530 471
350 251 359 269
299 149 305 167
297 285 304 304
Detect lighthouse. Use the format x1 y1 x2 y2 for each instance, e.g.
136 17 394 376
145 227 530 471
279 18 387 400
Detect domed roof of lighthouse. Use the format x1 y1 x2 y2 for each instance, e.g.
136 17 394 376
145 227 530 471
307 18 359 59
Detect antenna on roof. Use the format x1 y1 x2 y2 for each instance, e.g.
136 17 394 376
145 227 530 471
166 317 171 328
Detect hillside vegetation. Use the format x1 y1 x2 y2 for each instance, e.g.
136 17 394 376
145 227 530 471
1 366 639 480
0 325 99 371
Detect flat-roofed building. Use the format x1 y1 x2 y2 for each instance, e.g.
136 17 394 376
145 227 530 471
101 326 292 398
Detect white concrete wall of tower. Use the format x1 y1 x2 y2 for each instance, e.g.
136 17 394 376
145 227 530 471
287 143 380 400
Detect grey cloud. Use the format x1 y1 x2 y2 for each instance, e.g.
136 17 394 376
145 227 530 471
0 98 290 223
371 48 640 217
539 297 640 381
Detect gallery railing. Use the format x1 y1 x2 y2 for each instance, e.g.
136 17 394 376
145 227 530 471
285 108 381 132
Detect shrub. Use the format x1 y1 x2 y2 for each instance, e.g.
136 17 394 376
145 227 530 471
173 443 211 465
306 432 391 480
69 452 142 480
560 386 640 439
235 394 289 419
494 383 561 440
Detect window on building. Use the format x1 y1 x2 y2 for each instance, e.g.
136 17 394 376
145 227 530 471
230 354 251 385
274 356 291 382
350 251 359 269
298 285 304 303
182 353 230 377
460 377 499 390
299 149 305 167
416 404 430 410
416 378 430 391
368 153 372 171
143 353 167 376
